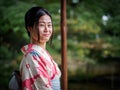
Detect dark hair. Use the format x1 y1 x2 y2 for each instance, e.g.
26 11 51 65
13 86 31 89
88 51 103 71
25 6 53 45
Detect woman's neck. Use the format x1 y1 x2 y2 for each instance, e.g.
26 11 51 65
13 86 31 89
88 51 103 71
31 40 46 49
39 43 46 49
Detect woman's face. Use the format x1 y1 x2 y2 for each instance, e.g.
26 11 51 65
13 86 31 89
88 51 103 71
30 15 53 44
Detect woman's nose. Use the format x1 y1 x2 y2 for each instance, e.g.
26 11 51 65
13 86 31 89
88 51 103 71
44 25 49 32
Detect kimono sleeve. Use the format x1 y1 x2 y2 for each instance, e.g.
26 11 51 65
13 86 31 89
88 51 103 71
20 52 52 90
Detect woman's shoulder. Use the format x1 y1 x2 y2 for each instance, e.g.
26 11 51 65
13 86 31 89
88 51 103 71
21 44 43 55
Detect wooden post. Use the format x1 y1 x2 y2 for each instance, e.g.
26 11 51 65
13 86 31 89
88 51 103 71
60 0 68 90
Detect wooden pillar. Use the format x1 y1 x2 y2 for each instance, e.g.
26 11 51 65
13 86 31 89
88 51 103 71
60 0 68 90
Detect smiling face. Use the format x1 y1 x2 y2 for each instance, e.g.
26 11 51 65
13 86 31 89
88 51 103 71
29 15 53 45
38 15 53 43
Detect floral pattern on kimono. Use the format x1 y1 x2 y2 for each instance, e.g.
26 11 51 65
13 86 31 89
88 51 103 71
20 44 61 90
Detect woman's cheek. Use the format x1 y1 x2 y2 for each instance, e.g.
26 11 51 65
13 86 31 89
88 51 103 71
39 27 45 32
50 29 53 35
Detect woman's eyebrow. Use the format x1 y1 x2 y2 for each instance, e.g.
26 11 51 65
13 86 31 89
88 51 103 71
39 20 52 22
39 21 52 24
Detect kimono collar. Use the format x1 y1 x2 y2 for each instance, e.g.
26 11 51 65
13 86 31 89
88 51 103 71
21 44 43 55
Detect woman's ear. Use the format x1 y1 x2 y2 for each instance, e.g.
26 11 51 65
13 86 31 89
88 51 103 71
27 27 32 32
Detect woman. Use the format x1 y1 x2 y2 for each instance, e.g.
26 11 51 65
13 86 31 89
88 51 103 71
20 6 61 90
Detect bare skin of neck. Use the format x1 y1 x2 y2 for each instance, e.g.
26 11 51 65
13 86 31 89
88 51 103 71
31 39 46 49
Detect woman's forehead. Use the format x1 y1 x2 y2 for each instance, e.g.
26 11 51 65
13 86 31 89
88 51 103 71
39 15 52 22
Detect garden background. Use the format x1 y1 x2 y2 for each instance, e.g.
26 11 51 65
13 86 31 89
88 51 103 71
0 0 120 90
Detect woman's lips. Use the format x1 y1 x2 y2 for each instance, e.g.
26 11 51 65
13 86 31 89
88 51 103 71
43 34 50 37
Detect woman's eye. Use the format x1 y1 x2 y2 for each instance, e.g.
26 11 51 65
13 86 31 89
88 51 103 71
39 24 45 27
48 24 52 27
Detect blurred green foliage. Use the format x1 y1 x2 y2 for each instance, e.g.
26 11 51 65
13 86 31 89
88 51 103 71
0 0 120 89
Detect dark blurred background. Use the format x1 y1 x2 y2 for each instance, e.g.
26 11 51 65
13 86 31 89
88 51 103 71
0 0 120 90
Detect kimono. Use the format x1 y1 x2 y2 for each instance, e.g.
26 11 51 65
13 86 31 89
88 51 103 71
20 44 61 90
